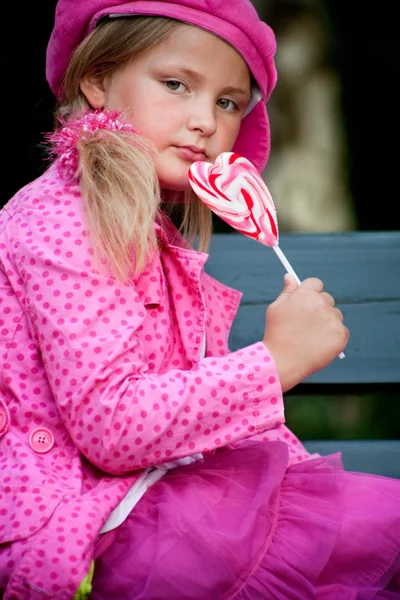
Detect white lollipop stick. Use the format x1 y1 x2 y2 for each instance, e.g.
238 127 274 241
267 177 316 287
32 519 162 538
272 245 301 285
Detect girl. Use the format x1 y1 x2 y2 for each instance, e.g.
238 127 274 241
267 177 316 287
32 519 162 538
0 1 399 598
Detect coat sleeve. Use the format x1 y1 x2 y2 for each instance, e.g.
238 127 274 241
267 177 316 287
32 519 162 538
11 214 284 475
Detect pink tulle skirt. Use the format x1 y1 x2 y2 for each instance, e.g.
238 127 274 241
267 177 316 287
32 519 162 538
91 441 400 599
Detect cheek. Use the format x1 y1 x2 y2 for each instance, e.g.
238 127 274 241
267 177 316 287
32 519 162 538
136 114 170 147
132 95 175 132
224 122 243 151
103 88 127 112
103 79 143 114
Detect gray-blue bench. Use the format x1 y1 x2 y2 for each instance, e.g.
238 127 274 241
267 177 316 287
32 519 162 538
206 231 400 479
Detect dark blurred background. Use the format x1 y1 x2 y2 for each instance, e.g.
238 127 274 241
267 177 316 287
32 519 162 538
2 0 399 441
256 0 400 232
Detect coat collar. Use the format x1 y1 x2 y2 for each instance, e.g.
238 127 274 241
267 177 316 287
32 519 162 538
132 220 208 307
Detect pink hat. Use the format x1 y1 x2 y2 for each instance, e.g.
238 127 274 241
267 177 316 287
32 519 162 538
46 0 277 172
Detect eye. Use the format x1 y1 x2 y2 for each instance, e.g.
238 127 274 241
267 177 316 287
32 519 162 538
164 79 187 93
217 98 239 112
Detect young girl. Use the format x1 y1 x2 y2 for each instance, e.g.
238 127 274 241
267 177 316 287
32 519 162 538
0 1 399 598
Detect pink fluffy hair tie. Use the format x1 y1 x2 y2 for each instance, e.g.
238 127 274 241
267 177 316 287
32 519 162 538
47 109 139 182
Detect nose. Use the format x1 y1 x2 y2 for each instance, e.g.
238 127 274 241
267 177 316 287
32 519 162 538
187 99 217 137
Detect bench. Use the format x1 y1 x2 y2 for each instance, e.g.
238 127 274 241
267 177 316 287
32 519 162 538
206 230 400 479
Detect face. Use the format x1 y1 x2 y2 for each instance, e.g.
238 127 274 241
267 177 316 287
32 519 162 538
81 25 251 191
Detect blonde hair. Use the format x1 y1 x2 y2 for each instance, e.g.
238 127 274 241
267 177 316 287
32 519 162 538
57 17 212 280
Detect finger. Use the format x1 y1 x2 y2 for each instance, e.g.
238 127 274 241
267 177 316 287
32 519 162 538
283 273 299 292
340 325 350 347
334 307 345 322
273 274 299 305
300 277 324 293
321 292 335 307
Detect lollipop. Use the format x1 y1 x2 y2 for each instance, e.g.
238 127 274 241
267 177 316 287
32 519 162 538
188 152 300 280
188 152 345 359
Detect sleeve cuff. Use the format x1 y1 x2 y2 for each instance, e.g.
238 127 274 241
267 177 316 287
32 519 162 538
226 341 285 436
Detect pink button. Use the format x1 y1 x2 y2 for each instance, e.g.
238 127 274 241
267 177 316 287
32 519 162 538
0 405 9 437
29 427 55 453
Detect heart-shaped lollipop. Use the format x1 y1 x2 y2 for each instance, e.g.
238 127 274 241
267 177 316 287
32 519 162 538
189 152 345 359
189 152 279 247
189 152 301 285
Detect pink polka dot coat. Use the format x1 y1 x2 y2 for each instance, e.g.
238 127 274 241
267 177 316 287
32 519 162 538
0 163 311 598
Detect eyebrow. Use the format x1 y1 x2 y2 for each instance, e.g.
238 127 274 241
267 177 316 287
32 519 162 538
165 66 251 99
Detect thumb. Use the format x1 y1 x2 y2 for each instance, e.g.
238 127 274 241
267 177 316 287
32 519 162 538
274 273 299 304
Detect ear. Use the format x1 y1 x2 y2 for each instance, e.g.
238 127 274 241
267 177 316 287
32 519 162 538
79 75 107 109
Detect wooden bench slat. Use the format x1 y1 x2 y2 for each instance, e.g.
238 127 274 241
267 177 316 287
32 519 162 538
304 440 400 479
230 302 400 384
207 231 400 304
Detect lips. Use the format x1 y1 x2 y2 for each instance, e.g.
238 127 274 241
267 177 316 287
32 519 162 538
176 146 207 162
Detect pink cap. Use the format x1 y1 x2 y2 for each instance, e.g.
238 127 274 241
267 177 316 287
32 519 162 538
46 0 277 172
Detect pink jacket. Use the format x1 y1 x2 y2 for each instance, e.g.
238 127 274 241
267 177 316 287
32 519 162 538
0 163 311 599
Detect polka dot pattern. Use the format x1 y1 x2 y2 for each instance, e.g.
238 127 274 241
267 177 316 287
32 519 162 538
0 163 309 597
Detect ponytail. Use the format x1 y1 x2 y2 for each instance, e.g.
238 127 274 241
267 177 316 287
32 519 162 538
77 129 160 279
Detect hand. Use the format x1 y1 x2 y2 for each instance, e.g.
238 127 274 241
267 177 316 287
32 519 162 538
262 274 349 392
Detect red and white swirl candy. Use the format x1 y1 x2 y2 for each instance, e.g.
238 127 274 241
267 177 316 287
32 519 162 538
188 153 294 280
188 152 279 247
